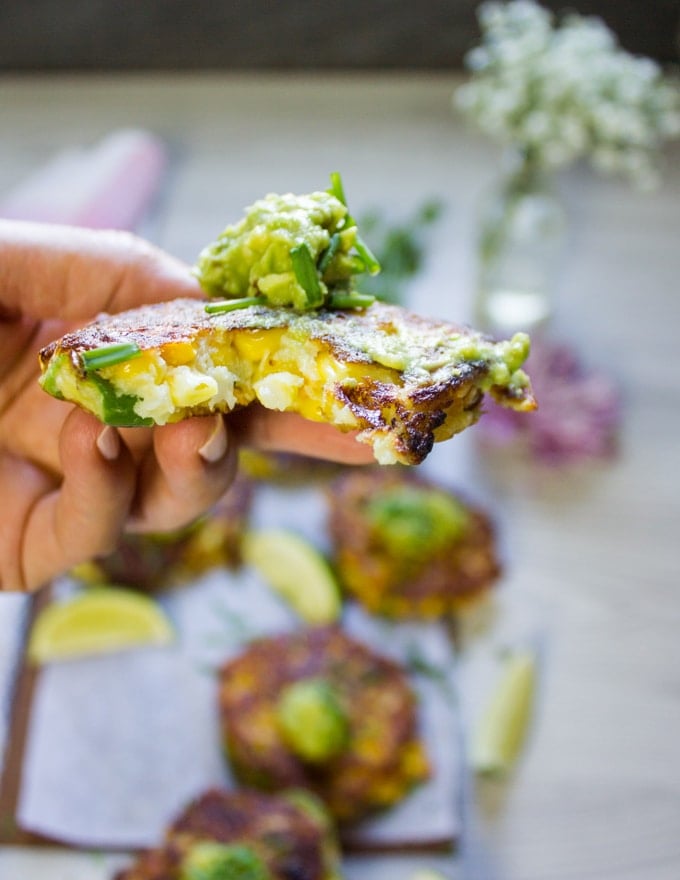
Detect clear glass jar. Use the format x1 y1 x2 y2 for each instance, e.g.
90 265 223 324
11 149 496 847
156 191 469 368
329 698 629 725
474 156 566 337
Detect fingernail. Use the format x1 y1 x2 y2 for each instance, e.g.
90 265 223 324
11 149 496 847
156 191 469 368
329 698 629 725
96 426 121 461
198 415 228 463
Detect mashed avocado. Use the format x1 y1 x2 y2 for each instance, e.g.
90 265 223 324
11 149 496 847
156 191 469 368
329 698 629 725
276 678 348 763
181 842 270 880
366 485 470 561
194 174 380 310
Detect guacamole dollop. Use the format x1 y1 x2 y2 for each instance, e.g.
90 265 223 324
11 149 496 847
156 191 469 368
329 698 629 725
194 175 380 311
366 485 470 561
181 842 270 880
276 678 348 763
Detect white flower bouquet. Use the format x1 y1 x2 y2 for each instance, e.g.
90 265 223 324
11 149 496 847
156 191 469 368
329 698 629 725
455 0 680 189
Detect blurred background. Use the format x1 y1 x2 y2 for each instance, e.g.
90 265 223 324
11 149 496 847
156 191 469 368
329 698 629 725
1 0 678 71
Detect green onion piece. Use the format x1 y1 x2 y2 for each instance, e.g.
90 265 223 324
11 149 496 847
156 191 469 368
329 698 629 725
328 171 347 206
205 297 261 314
327 291 376 310
328 171 358 230
317 232 342 274
354 235 381 276
326 173 380 274
290 243 324 307
81 342 141 372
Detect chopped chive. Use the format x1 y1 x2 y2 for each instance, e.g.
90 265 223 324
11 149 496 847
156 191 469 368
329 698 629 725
326 173 379 274
318 232 342 274
81 342 141 372
327 291 376 310
328 171 347 206
290 243 324 307
205 297 261 314
354 235 382 276
328 172 358 231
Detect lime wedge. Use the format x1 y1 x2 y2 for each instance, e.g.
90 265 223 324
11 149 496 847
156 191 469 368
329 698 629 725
242 529 341 624
27 586 174 664
471 649 536 776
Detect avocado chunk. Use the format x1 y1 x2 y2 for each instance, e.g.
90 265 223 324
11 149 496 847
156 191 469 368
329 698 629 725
181 842 270 880
276 678 349 763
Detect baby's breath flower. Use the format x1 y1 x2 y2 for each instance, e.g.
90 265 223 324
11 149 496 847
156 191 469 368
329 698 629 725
455 0 680 188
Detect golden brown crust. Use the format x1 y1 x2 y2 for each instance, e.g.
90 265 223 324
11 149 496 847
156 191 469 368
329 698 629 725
218 627 429 823
40 300 467 363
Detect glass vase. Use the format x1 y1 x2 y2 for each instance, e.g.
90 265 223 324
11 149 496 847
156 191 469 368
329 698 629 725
474 157 566 337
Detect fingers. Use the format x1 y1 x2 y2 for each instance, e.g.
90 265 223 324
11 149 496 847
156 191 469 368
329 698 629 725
0 412 239 591
128 415 238 533
230 406 376 465
0 220 202 321
4 410 136 592
0 403 371 592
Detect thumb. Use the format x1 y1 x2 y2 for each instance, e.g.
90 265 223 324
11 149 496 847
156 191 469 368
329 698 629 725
0 219 202 321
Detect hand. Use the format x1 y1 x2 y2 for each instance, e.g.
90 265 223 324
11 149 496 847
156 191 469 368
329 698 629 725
0 220 372 592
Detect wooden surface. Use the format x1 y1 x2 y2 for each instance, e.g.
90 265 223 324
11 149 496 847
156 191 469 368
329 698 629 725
0 74 679 880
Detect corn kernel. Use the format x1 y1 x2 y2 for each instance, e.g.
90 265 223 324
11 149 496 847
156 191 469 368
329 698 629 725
161 341 196 366
234 329 284 362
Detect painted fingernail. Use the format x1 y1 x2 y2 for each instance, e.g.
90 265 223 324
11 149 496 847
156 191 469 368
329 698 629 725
198 415 228 463
96 426 121 461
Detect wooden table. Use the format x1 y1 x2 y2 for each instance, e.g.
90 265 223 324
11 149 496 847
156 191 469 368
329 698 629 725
0 74 679 880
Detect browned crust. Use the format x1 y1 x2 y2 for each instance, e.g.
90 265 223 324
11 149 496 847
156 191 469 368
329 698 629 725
114 788 328 880
338 368 486 464
39 300 468 362
218 627 429 823
327 469 501 619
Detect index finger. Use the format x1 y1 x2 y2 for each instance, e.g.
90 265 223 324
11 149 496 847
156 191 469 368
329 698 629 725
230 406 376 465
0 219 202 321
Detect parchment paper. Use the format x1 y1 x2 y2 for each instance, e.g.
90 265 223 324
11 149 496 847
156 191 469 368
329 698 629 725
16 482 463 851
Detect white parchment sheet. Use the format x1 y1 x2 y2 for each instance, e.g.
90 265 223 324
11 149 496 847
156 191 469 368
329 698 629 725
17 483 463 851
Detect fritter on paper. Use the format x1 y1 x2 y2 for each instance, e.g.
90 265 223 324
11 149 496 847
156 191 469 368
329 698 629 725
328 469 501 619
218 627 429 823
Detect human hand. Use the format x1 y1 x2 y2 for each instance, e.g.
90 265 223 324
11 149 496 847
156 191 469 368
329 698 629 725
0 221 372 592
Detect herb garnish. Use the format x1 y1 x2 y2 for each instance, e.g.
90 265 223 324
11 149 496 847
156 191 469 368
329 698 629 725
290 243 324 307
328 171 381 276
205 297 262 314
81 342 141 372
327 291 375 310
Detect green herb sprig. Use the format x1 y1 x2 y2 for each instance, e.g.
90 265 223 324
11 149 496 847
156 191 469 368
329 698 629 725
328 171 381 276
205 297 262 315
290 243 325 307
81 342 142 372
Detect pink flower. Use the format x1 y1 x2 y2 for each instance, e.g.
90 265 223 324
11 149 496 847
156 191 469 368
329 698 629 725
480 336 621 465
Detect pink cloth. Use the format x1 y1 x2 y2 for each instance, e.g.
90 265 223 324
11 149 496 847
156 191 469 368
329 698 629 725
0 129 168 231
